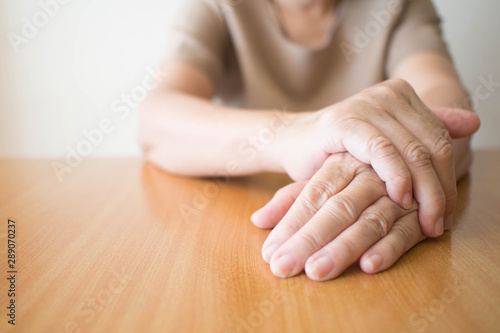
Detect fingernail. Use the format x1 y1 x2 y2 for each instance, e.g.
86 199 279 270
434 216 444 236
364 254 383 272
270 254 296 278
403 192 412 209
305 256 335 280
444 214 453 229
262 243 279 263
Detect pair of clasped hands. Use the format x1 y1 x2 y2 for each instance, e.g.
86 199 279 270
250 79 480 281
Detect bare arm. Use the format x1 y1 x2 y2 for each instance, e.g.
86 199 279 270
140 59 479 237
139 62 293 177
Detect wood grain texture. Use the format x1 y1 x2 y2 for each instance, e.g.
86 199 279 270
0 151 499 333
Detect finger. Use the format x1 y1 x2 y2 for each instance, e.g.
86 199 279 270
268 169 386 278
364 109 448 238
432 107 480 227
433 107 481 139
325 117 413 210
350 80 449 237
360 211 427 274
251 181 307 229
428 125 456 231
303 197 418 281
261 154 359 263
406 94 457 236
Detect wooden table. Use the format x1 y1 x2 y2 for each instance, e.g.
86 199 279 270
1 151 499 333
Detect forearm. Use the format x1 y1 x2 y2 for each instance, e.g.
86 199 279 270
139 89 295 177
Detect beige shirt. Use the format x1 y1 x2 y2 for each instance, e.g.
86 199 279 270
165 0 450 111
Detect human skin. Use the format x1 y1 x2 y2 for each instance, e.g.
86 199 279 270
139 1 481 280
140 55 479 232
139 53 479 280
251 152 424 280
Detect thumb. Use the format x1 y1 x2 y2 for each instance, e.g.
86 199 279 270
432 107 481 139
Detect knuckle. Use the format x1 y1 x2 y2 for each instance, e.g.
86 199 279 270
390 219 416 254
385 239 402 261
445 185 458 206
388 169 411 188
300 180 333 212
355 164 379 181
397 222 415 246
295 231 323 252
343 155 369 176
431 129 454 161
388 78 412 91
374 84 400 100
336 115 360 134
354 92 382 108
281 220 300 236
434 192 447 208
368 135 396 160
362 211 390 239
358 172 387 195
324 195 358 223
404 141 431 168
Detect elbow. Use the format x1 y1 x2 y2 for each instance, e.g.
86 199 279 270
138 123 170 172
138 94 200 177
138 120 193 176
143 149 198 177
139 137 181 175
138 107 169 171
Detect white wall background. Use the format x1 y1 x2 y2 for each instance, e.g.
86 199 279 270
0 0 499 159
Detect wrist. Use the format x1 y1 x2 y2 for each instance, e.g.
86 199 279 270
269 110 324 179
257 110 302 174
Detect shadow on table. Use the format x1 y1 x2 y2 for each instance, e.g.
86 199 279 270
140 160 471 285
454 173 471 228
140 161 292 224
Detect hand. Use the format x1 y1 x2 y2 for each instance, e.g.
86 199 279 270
276 79 480 237
252 153 429 281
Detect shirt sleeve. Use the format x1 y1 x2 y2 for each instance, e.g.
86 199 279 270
385 0 451 75
164 0 230 87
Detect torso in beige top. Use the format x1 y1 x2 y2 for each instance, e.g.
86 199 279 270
166 0 449 111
